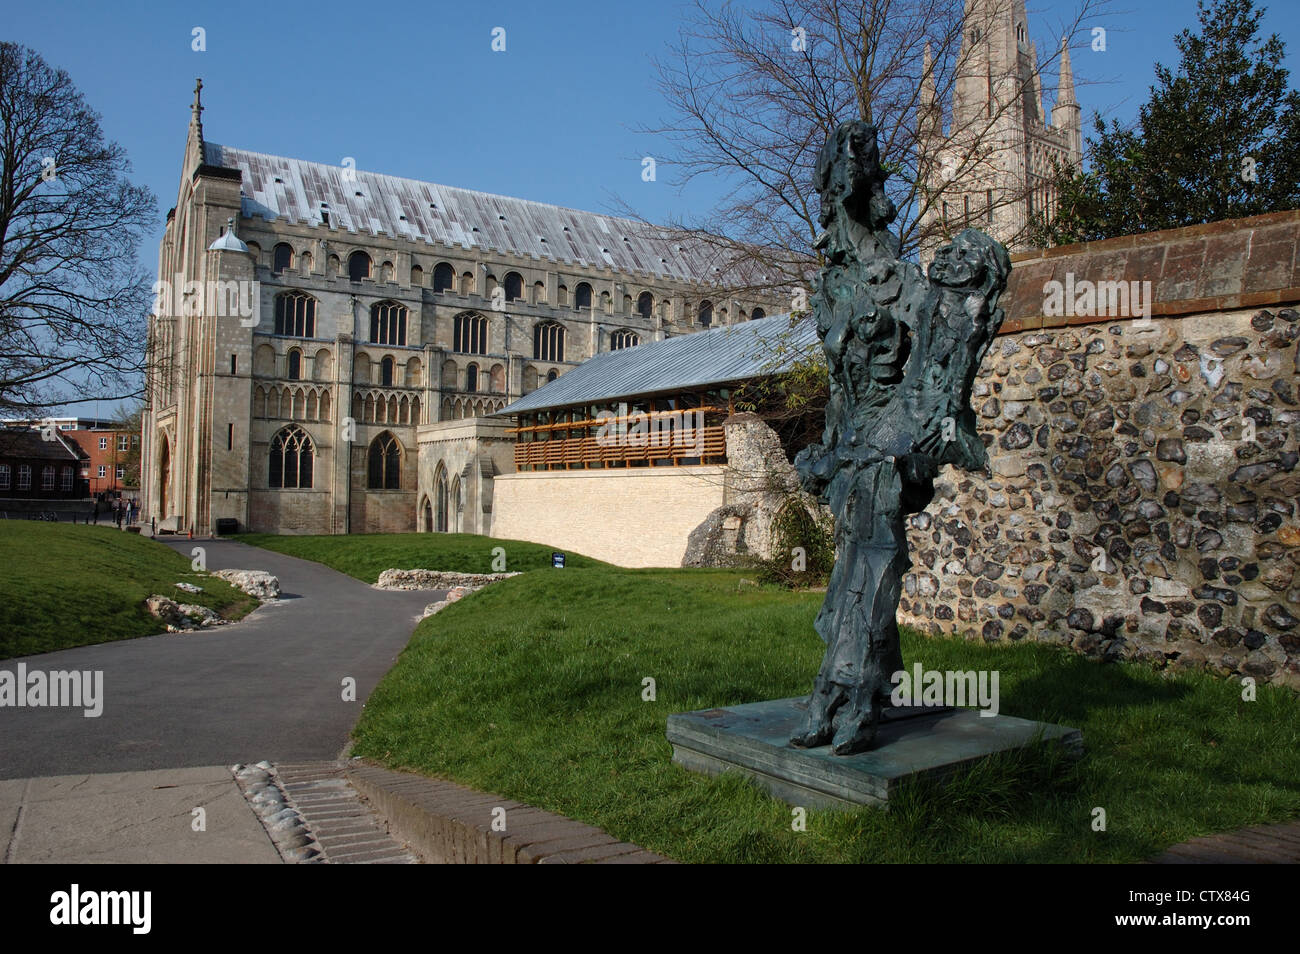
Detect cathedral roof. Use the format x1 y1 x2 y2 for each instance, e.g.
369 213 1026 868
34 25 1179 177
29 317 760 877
496 312 817 415
203 142 738 284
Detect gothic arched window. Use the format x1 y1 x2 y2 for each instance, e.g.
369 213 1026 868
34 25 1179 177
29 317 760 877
610 330 640 350
381 356 394 387
435 467 449 532
287 349 302 380
269 425 314 488
698 300 713 327
274 291 317 337
533 321 565 362
454 313 488 354
466 363 479 392
367 431 402 489
574 282 592 310
637 292 654 319
370 301 408 346
751 307 766 320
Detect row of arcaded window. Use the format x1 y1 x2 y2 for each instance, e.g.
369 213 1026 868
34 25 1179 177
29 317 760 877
273 290 407 346
266 426 405 491
273 248 766 327
270 293 674 362
278 247 664 315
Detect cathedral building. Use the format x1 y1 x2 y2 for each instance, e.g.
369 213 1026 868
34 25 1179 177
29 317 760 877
917 0 1082 262
141 83 779 536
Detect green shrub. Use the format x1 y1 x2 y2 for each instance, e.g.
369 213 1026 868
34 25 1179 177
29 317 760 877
757 497 834 587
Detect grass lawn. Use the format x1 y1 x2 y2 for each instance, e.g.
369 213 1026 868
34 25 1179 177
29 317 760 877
239 532 1300 862
237 532 607 582
0 522 258 659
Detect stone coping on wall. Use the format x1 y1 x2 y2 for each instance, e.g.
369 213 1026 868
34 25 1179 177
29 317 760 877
1003 209 1300 333
416 417 514 442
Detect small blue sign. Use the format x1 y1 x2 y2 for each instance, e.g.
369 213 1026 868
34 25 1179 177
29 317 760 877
552 552 566 569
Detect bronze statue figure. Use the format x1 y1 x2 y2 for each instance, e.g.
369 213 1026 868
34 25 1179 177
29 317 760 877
791 121 1011 755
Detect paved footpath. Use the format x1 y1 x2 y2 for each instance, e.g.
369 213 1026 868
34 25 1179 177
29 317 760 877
0 537 436 863
0 538 436 778
1 766 280 863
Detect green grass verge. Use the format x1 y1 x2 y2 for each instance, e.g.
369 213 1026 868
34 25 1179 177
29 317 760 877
237 532 607 582
347 564 1300 863
0 522 258 659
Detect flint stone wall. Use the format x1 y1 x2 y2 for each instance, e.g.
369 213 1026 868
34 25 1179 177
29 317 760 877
683 413 814 567
898 211 1300 688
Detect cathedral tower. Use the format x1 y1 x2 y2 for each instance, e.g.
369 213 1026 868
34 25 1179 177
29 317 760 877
917 0 1082 262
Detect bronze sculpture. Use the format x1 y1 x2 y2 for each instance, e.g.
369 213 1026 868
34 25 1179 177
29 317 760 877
791 121 1011 755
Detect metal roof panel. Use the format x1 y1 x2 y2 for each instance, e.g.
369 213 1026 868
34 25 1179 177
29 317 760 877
495 313 819 416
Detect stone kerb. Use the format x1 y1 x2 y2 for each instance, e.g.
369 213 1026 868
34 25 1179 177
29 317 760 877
898 213 1300 689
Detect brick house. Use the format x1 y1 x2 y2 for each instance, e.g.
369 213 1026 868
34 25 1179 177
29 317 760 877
64 429 141 498
0 429 89 500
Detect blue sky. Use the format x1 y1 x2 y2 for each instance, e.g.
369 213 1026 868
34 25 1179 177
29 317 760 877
5 0 1299 416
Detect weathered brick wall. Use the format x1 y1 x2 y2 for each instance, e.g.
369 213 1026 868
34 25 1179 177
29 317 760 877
898 211 1300 689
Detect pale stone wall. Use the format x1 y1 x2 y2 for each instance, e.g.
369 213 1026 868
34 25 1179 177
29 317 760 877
417 418 515 535
492 467 728 567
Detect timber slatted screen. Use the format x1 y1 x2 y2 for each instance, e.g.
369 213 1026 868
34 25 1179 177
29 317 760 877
510 404 729 471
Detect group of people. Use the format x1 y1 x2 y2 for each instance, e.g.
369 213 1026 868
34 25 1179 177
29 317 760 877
91 494 138 528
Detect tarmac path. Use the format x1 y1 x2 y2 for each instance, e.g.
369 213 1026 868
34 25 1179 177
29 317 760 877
0 537 437 863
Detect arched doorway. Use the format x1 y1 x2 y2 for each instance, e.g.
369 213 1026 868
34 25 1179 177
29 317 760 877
421 497 433 533
158 435 171 519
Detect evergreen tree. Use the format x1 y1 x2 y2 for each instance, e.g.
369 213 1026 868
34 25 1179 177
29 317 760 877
1032 0 1300 245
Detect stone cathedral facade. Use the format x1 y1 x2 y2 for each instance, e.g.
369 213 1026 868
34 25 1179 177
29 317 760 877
142 84 778 536
917 0 1082 262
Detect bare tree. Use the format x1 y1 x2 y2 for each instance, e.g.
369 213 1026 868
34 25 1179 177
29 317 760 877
0 42 156 414
628 0 1112 304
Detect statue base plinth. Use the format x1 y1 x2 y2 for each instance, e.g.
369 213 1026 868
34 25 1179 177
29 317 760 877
666 698 1082 810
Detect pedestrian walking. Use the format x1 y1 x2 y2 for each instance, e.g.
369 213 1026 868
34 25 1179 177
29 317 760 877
92 498 100 525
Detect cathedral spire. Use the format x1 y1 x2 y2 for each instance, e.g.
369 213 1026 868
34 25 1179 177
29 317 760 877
919 42 940 141
1052 37 1082 160
921 42 936 107
1056 36 1076 107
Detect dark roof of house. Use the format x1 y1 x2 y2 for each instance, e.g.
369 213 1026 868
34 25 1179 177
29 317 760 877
495 313 818 416
205 142 763 285
0 428 84 461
